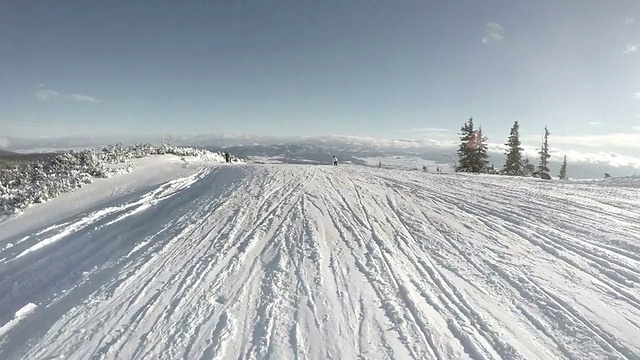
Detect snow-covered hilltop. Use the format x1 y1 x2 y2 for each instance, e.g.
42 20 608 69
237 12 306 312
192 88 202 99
0 162 639 359
0 144 236 216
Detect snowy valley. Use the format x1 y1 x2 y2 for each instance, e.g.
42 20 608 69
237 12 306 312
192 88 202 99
0 154 639 359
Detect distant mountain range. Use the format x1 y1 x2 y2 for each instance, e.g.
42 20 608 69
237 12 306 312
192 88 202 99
1 134 636 179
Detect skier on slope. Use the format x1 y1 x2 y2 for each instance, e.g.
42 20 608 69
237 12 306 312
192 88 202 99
332 155 338 166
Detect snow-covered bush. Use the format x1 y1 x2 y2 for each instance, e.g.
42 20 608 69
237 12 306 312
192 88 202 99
0 143 214 215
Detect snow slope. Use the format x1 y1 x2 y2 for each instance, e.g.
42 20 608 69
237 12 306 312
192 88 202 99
0 153 223 239
357 155 452 172
0 163 639 359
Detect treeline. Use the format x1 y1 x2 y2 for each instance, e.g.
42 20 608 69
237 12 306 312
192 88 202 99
455 117 568 180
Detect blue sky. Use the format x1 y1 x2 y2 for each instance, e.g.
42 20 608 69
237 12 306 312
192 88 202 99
1 0 639 164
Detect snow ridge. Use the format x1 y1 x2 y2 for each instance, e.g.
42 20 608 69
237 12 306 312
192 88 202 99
0 144 227 216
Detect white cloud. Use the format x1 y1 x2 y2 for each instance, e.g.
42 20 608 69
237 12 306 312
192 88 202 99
0 137 9 149
35 88 101 104
397 127 449 133
634 92 640 100
522 133 640 149
315 134 457 149
482 22 505 46
632 126 640 131
559 150 640 168
627 18 636 24
35 89 62 102
486 141 640 168
68 94 101 103
589 122 601 125
414 127 449 132
624 43 640 54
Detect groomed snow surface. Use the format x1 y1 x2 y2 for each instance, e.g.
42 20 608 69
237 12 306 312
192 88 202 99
1 157 639 359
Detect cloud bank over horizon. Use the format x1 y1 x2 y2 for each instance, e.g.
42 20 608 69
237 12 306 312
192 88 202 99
2 131 639 174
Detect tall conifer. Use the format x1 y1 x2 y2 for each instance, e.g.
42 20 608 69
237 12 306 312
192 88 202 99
502 121 525 176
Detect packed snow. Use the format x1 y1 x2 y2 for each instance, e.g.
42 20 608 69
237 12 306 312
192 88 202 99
357 156 453 172
573 173 640 188
0 158 639 359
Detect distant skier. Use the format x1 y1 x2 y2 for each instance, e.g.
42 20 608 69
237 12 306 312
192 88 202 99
224 151 231 163
332 155 338 166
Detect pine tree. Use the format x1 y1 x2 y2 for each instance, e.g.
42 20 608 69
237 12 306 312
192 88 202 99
456 118 474 172
559 155 568 180
536 126 551 179
473 126 490 172
456 117 490 173
502 121 525 176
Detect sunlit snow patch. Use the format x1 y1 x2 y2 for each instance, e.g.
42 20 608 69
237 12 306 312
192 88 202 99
13 168 210 260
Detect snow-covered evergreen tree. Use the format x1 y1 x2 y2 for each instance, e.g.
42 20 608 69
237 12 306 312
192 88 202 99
559 155 568 180
456 118 489 173
535 126 551 179
456 118 474 172
473 126 490 172
502 121 525 176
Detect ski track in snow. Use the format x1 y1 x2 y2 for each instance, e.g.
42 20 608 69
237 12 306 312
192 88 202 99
0 164 639 359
